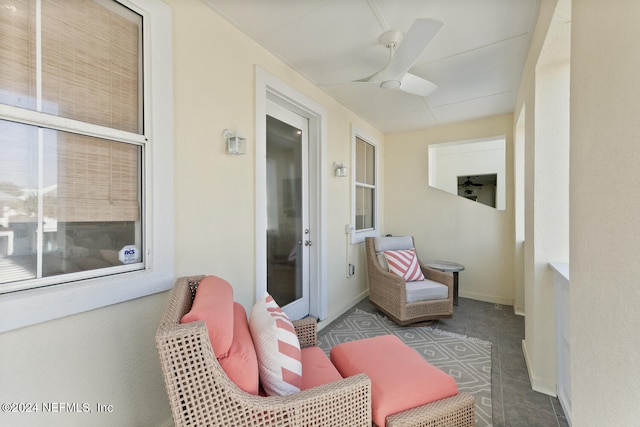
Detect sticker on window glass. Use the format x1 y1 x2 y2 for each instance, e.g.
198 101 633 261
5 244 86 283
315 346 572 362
119 245 140 264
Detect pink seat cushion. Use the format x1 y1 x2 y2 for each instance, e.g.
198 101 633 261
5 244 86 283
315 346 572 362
218 303 259 395
180 276 234 358
330 335 459 427
300 346 343 391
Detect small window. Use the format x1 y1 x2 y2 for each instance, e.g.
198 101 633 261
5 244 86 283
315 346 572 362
352 128 378 243
0 0 145 292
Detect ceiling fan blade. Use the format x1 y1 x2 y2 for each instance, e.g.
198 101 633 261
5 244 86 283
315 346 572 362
381 18 443 80
399 73 438 97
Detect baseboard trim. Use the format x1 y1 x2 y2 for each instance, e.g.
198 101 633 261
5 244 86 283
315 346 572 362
459 290 513 307
317 290 368 332
557 388 573 426
522 339 557 397
513 305 525 316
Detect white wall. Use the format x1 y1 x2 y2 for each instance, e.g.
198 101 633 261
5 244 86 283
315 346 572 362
511 0 571 398
385 114 515 305
571 0 640 424
522 0 571 396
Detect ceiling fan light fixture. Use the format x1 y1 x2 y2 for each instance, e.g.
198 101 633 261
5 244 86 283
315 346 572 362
380 80 401 89
348 19 443 97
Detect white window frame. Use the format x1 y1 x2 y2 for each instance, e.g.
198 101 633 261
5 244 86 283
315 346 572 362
351 126 379 244
0 0 174 333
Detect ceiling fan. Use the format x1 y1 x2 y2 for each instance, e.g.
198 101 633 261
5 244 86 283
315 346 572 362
459 176 484 190
352 18 443 97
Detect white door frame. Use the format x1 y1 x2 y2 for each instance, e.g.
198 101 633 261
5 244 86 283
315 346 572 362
255 67 328 320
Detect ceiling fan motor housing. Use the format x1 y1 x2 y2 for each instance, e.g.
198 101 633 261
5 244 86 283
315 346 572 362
379 29 403 48
380 80 401 89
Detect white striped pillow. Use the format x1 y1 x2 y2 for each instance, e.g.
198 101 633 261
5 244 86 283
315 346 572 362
384 248 425 282
249 292 302 396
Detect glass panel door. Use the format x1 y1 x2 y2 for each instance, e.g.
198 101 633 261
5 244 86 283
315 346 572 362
266 101 309 318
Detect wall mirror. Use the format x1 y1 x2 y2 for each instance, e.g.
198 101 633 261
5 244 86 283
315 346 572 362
428 136 506 210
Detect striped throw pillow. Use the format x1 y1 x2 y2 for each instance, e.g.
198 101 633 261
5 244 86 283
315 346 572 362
384 248 425 282
249 292 302 396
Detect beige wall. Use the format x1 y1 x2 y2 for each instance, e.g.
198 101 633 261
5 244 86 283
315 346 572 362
516 0 640 424
571 0 640 424
8 0 640 425
0 1 382 426
0 292 171 426
168 0 382 320
385 114 515 305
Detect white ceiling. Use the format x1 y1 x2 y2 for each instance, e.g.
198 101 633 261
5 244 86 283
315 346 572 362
203 0 541 134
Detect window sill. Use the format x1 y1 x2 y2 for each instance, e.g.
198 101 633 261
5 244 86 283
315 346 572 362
0 268 173 333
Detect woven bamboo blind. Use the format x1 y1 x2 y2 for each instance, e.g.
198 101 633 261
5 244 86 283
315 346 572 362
54 132 140 223
0 0 142 223
40 0 141 133
0 0 141 132
0 0 36 110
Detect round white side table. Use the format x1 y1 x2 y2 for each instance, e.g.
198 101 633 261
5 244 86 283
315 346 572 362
424 261 465 306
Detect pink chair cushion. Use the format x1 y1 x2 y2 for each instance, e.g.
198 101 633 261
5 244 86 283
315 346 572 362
300 346 343 391
330 335 459 427
180 275 234 358
218 303 260 395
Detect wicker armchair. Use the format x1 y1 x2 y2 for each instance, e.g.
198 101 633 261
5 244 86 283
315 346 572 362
365 237 454 325
155 275 371 427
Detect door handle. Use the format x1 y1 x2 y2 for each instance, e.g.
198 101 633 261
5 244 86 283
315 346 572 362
304 240 312 246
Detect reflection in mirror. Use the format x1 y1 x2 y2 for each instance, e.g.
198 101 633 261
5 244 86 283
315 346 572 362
428 136 506 210
458 174 497 208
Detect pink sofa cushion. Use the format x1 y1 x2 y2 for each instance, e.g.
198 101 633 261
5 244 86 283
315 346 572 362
218 303 259 395
180 276 235 358
330 335 458 427
300 346 343 391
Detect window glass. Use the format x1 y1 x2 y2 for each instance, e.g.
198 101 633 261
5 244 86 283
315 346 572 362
355 186 373 230
354 135 376 232
0 120 142 285
355 137 375 185
0 0 142 133
0 0 36 110
0 0 145 292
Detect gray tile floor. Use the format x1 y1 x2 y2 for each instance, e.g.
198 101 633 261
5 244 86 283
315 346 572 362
326 297 569 427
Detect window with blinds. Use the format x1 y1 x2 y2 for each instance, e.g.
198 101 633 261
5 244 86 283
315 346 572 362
0 0 145 290
354 136 376 231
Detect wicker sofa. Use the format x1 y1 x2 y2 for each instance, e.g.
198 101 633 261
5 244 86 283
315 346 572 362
156 275 474 427
155 275 371 427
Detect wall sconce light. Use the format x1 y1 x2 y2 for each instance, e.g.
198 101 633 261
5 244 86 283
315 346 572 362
333 162 348 177
223 129 247 155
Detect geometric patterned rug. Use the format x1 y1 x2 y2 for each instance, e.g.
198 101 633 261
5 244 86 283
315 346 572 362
318 309 492 426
